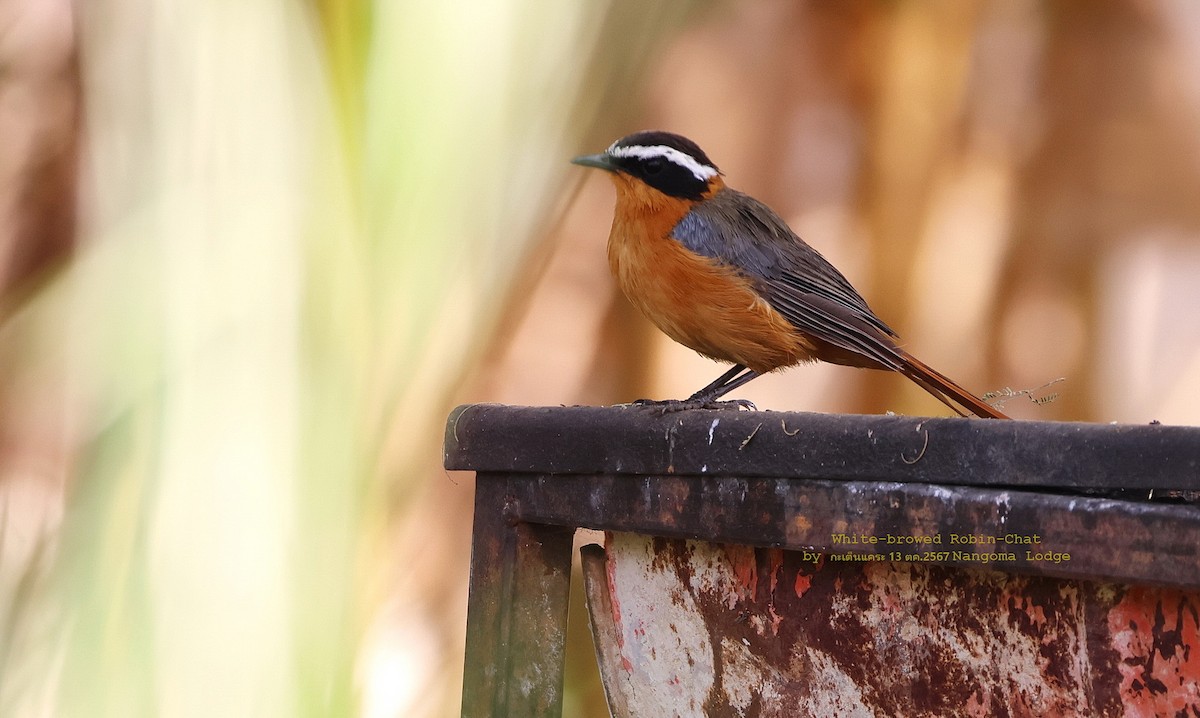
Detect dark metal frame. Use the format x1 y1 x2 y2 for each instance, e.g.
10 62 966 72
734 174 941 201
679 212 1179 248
445 404 1200 717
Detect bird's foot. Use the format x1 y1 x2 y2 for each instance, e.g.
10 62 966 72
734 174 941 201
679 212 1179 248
631 398 757 414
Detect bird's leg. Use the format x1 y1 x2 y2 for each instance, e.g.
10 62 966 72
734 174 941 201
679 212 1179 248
632 364 761 412
689 365 760 405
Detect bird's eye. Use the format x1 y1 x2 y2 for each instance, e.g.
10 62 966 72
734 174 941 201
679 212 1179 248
643 158 664 174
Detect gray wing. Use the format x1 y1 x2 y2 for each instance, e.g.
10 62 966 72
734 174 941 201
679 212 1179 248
672 189 903 369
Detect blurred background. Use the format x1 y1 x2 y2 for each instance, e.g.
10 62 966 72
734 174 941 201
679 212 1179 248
2 0 1200 716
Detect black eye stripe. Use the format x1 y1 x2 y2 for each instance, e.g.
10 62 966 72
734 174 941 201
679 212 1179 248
607 145 717 182
610 154 708 200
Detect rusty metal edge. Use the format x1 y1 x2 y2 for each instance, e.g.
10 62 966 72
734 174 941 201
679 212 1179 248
501 473 1200 589
443 404 1200 491
579 543 632 718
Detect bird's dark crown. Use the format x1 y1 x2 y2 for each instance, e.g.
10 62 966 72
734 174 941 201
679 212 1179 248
609 131 717 168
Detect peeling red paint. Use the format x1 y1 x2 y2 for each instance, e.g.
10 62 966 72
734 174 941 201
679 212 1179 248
1108 587 1200 717
965 689 989 718
604 530 626 654
767 549 784 595
723 544 758 598
794 571 812 599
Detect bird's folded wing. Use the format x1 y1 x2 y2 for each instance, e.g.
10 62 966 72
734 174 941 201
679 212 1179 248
758 279 904 370
673 188 902 369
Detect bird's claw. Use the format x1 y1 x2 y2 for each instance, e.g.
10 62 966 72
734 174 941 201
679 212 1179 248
630 398 757 414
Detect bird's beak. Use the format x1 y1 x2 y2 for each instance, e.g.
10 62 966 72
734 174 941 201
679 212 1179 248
570 153 618 172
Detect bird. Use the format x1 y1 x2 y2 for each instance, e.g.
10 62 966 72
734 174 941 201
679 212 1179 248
571 130 1009 419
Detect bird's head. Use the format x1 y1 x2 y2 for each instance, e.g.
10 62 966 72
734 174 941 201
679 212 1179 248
572 131 724 209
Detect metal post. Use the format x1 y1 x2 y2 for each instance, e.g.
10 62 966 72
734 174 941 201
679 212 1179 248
461 474 575 718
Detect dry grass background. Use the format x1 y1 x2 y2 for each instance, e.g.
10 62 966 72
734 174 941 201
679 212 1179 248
1 1 1199 716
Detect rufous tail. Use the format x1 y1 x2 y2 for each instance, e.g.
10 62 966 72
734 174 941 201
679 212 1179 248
897 352 1010 420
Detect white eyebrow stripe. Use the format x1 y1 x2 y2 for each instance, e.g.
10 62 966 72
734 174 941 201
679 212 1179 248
607 144 719 181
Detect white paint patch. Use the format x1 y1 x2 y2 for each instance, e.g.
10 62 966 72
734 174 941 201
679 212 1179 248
604 534 716 713
608 143 719 181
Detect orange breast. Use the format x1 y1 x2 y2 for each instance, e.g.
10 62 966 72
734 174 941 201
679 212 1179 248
606 179 816 374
